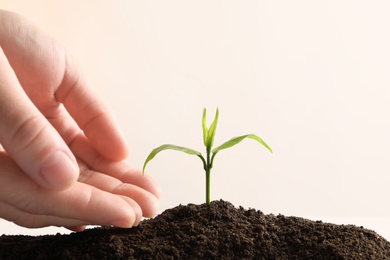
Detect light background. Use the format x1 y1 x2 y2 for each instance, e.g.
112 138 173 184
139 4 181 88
1 1 390 240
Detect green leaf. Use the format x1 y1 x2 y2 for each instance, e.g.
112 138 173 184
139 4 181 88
212 134 273 155
202 108 208 146
142 144 203 174
206 108 219 148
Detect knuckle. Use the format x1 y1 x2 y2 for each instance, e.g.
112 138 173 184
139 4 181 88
7 114 49 154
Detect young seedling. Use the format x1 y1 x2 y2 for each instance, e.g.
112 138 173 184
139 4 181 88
143 108 272 205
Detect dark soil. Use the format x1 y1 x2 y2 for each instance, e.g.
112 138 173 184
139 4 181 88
0 200 389 259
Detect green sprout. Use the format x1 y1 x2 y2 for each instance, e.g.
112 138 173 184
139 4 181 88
142 108 272 205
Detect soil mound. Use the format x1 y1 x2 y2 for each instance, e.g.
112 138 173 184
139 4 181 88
1 200 389 259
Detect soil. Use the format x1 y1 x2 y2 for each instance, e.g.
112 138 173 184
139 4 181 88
0 200 389 259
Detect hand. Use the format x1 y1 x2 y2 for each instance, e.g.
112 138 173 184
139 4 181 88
0 152 160 230
0 10 161 230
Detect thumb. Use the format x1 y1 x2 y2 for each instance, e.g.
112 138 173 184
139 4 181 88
0 47 79 190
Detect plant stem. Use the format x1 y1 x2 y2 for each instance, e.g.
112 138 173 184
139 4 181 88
205 147 212 206
206 167 211 205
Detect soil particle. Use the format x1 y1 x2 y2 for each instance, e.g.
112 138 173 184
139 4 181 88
1 200 389 259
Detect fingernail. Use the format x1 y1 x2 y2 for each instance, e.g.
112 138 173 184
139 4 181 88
40 151 79 189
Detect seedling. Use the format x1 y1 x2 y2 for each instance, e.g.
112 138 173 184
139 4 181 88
143 108 272 205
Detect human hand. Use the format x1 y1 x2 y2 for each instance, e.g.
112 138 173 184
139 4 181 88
0 10 160 230
0 152 160 230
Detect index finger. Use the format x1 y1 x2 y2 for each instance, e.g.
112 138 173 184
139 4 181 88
55 54 129 161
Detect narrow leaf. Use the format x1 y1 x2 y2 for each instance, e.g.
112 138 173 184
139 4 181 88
212 134 273 155
143 144 202 174
202 108 208 146
206 108 219 148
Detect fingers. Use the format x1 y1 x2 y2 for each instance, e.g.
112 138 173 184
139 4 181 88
0 47 79 190
0 201 138 230
0 10 128 166
0 152 139 228
79 167 159 218
0 202 89 229
54 54 129 161
61 131 162 201
0 195 142 229
63 132 161 218
110 167 162 200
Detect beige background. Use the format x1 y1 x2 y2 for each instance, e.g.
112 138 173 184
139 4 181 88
1 1 390 239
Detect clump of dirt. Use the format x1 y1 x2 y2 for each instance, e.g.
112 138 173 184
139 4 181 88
1 200 389 259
